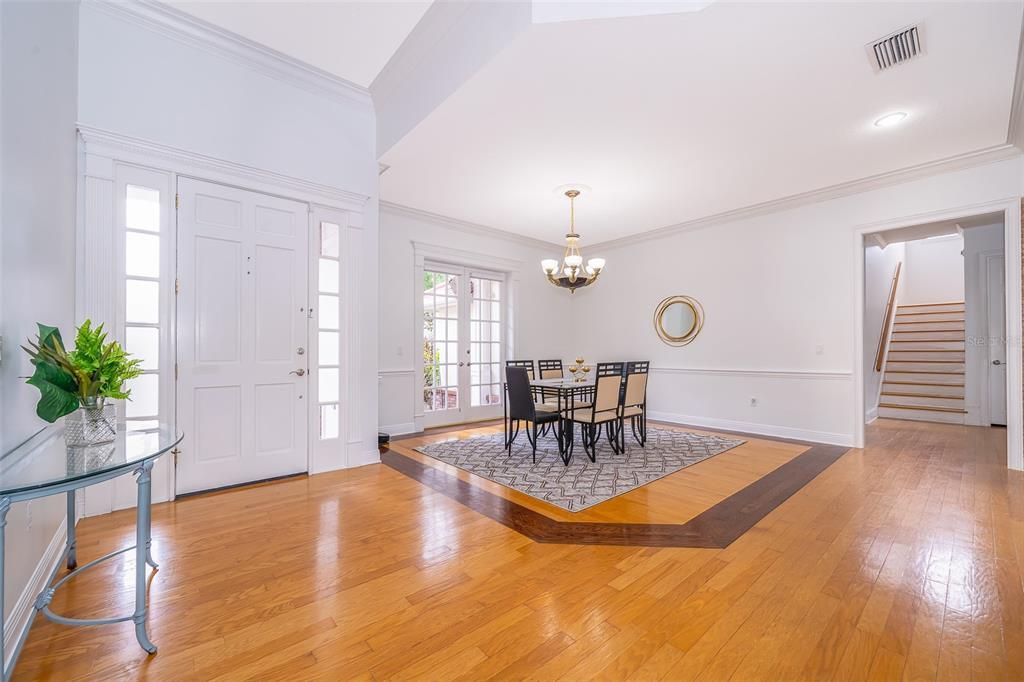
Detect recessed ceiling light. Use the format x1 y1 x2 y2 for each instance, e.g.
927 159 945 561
874 112 908 128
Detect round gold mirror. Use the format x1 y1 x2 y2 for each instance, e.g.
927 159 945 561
654 295 704 346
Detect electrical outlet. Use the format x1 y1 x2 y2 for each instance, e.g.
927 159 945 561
815 345 824 356
26 500 32 530
750 397 758 407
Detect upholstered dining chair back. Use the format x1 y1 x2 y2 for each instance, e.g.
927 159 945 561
506 367 537 421
538 359 564 379
505 359 535 380
624 362 650 407
594 362 625 413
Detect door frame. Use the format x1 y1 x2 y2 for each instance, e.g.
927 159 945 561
412 241 523 432
852 197 1023 471
983 252 1008 425
76 126 370 512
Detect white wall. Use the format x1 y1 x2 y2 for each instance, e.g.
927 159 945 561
863 241 905 420
963 221 1006 425
569 156 1023 445
0 0 79 643
378 205 574 434
901 234 965 305
77 4 375 197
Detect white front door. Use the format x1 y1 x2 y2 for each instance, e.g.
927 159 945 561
986 254 1007 426
176 177 310 494
422 264 505 427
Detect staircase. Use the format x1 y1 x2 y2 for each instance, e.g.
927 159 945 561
877 301 966 424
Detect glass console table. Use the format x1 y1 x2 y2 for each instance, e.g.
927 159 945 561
0 423 182 681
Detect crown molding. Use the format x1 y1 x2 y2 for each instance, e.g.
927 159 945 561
78 125 370 210
381 200 563 251
87 0 371 108
1008 13 1024 149
589 144 1023 251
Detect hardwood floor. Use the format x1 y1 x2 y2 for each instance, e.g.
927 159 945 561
13 419 1024 680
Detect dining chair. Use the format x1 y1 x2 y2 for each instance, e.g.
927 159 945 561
621 361 650 448
537 359 564 379
505 366 560 463
570 362 624 462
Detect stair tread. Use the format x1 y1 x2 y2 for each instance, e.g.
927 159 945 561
883 381 965 387
897 301 964 307
878 403 967 414
881 392 965 399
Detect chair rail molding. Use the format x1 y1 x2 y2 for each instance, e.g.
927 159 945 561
88 0 370 107
650 367 852 381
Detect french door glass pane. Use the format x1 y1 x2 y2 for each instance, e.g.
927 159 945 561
126 232 160 278
126 374 159 417
319 258 339 294
126 185 160 232
319 368 339 403
125 326 159 370
319 331 339 366
470 276 503 407
319 294 339 330
423 270 460 413
320 222 340 258
320 403 339 439
126 280 160 324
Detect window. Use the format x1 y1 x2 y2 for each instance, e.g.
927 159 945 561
318 221 341 439
423 270 460 413
123 184 162 432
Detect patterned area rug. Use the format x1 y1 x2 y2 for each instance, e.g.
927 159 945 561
414 426 745 512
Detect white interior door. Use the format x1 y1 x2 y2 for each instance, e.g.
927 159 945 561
987 254 1007 426
176 178 309 494
421 264 505 427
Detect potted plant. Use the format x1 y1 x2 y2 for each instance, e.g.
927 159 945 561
22 320 143 447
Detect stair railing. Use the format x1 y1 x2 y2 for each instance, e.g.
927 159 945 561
874 261 902 372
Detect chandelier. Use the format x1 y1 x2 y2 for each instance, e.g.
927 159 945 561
541 189 605 293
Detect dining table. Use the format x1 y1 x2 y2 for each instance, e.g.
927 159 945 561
503 376 596 465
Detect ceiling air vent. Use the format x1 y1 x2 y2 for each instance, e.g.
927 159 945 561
867 25 923 72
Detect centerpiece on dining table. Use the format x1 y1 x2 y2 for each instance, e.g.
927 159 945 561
567 356 592 383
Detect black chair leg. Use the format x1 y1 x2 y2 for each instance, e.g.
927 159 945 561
526 420 538 463
508 419 520 455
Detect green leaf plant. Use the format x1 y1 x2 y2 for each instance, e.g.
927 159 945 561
21 320 144 423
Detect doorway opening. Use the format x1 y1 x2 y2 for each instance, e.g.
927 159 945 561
863 211 1007 429
421 263 507 428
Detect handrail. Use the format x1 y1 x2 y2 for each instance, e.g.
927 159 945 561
874 261 902 372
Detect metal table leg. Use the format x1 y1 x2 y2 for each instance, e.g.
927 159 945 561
1 497 9 682
66 490 77 570
133 461 157 654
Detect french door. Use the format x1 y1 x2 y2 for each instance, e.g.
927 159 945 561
422 263 505 427
176 177 310 494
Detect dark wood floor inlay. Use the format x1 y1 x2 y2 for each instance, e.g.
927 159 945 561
381 432 849 548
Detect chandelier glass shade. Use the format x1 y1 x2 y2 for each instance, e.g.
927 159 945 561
541 189 605 293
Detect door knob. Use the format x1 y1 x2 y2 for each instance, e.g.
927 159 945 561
458 361 465 367
992 360 1003 366
290 368 306 376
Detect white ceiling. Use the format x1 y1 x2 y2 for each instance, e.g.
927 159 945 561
166 0 433 87
379 1 1022 245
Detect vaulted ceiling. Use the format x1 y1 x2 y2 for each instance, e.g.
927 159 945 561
163 1 1023 245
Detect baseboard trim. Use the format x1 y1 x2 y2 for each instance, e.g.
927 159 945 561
379 422 417 437
866 407 879 424
647 411 855 447
4 519 67 671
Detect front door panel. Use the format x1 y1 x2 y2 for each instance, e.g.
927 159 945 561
177 178 309 494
